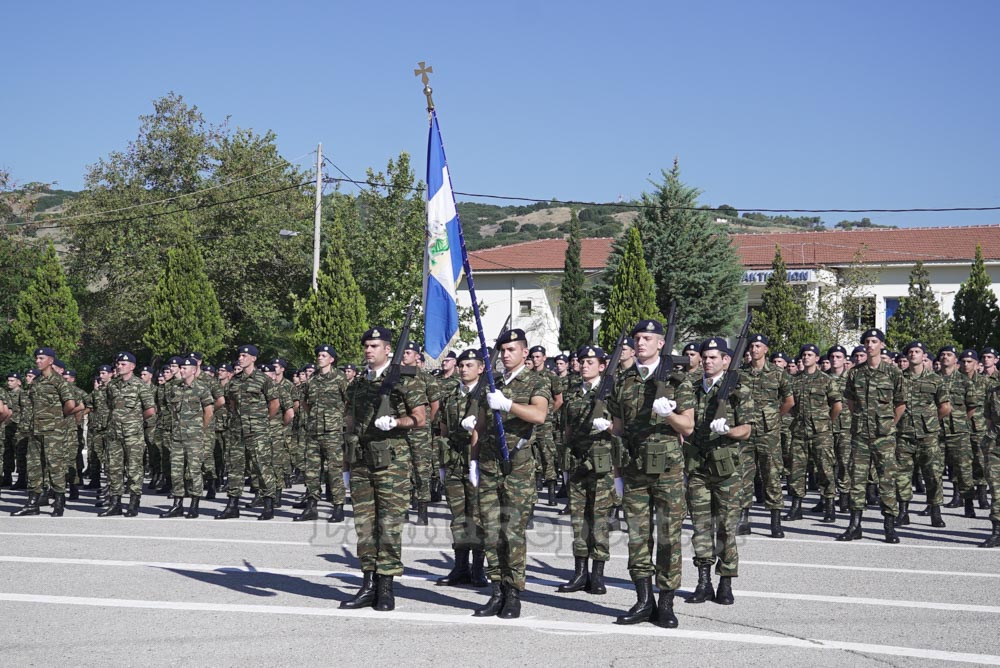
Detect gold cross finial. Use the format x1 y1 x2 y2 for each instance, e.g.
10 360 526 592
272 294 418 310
414 61 435 110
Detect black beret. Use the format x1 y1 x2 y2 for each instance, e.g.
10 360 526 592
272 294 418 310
827 345 847 357
116 351 137 364
960 349 979 361
861 329 885 343
622 336 636 349
496 329 526 346
34 347 57 358
630 319 664 337
361 327 392 344
749 333 769 346
937 345 957 357
851 346 866 356
528 345 546 356
457 348 485 363
577 345 607 360
238 344 260 357
444 351 457 360
798 344 819 356
682 342 698 355
770 352 790 363
981 347 998 356
700 336 732 356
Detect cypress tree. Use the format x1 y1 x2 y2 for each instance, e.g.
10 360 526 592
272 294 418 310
143 217 226 358
558 210 593 351
11 239 84 359
752 245 816 356
886 260 953 352
951 244 1000 351
598 225 662 350
292 217 368 362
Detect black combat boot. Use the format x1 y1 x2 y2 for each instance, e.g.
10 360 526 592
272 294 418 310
156 477 172 494
498 583 520 619
436 549 471 586
293 498 318 522
894 501 910 526
978 484 989 510
964 497 977 518
556 480 568 499
838 492 849 513
883 514 900 543
588 560 606 595
821 497 837 523
714 576 735 605
809 497 825 513
979 519 1000 548
945 487 962 508
11 492 40 516
86 465 101 489
340 571 378 609
329 504 345 523
930 504 946 527
244 491 263 509
99 495 123 517
416 501 429 526
769 509 785 538
185 497 200 519
866 483 880 507
291 493 309 509
160 497 184 518
616 577 654 624
784 496 803 521
473 583 505 617
470 550 489 587
735 507 751 535
374 575 395 611
687 565 714 603
123 495 141 517
51 493 66 517
68 484 79 500
654 589 678 628
215 497 240 520
273 490 283 510
836 510 863 541
558 501 570 515
13 475 27 490
557 556 588 593
204 479 216 500
257 497 274 521
546 480 557 506
430 478 442 503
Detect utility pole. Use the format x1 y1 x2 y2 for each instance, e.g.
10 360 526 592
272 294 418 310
313 143 323 291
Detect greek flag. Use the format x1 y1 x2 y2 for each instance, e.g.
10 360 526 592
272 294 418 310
423 113 465 359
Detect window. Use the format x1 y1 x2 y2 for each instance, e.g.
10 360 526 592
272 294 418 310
842 296 876 330
519 300 532 316
885 297 901 322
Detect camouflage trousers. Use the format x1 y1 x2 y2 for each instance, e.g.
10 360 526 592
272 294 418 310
740 428 783 510
89 430 108 471
13 432 28 483
65 425 81 486
478 452 535 591
269 421 292 480
972 432 988 487
688 467 741 577
941 431 974 498
985 435 1000 522
567 463 614 562
407 428 434 503
244 427 277 499
156 427 172 481
106 425 146 496
622 464 684 590
351 440 410 576
2 423 16 477
171 428 206 498
779 425 792 476
789 428 836 499
200 426 217 483
534 421 558 482
224 428 246 498
290 425 305 471
444 457 483 551
848 434 898 516
27 433 60 494
304 431 345 503
894 433 942 505
833 431 851 494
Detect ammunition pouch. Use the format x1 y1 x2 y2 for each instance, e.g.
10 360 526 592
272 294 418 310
345 434 360 466
363 439 394 470
589 443 613 475
707 445 739 478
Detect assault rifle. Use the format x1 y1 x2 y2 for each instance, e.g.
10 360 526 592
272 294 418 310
711 312 753 425
375 298 417 419
572 328 627 439
654 300 691 399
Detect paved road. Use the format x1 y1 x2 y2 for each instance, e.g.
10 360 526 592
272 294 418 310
1 483 998 667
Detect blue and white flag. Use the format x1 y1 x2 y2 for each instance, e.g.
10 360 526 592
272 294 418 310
423 113 465 359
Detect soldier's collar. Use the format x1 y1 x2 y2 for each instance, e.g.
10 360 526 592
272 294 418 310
502 364 527 384
367 361 390 381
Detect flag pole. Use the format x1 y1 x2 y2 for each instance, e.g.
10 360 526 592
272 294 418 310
416 62 510 464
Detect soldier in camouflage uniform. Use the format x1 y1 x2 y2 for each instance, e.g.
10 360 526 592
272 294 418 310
160 357 215 518
85 366 114 495
340 326 427 612
2 373 20 487
294 344 348 523
139 366 158 487
265 361 295 504
686 336 755 608
13 370 37 491
825 346 854 512
214 364 234 491
788 344 842 523
609 320 695 628
435 348 488 587
838 329 906 543
529 345 565 506
153 362 180 494
960 350 991 509
893 341 949 527
738 335 793 538
557 345 616 597
979 378 1000 547
61 368 89 500
938 345 978 517
102 352 156 517
11 348 77 517
401 342 441 525
471 328 550 620
189 354 225 500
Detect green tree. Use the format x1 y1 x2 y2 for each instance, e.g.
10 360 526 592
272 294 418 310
558 210 592 350
143 217 226 358
886 260 953 352
810 246 882 349
292 211 368 362
751 246 816 355
11 239 83 360
951 244 1000 351
598 226 662 350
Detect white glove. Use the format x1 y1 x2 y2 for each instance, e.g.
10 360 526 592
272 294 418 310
486 391 513 412
652 397 676 417
374 415 397 431
438 467 446 485
468 460 480 487
461 415 478 432
710 418 731 435
614 477 624 498
592 417 612 432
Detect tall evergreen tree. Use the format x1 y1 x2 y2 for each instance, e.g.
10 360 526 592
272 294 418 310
558 210 592 351
143 217 226 358
886 260 953 352
293 215 368 362
951 244 1000 351
752 246 816 355
11 239 83 359
598 226 662 351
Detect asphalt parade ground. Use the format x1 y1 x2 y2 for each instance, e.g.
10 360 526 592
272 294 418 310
1 483 998 667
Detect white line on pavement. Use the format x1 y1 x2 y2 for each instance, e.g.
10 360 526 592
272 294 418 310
0 591 995 665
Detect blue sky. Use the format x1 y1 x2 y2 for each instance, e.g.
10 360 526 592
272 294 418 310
4 1 999 227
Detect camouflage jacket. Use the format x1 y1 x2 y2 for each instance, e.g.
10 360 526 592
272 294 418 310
228 369 277 435
348 367 427 445
845 360 906 439
476 365 551 462
939 369 976 435
689 374 755 466
561 378 613 458
827 372 852 434
86 382 112 432
302 368 348 436
791 369 841 435
965 372 990 435
29 370 75 435
536 368 565 421
167 379 214 433
16 385 33 436
739 361 793 435
440 379 480 461
985 384 1000 435
107 375 155 434
897 366 948 439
